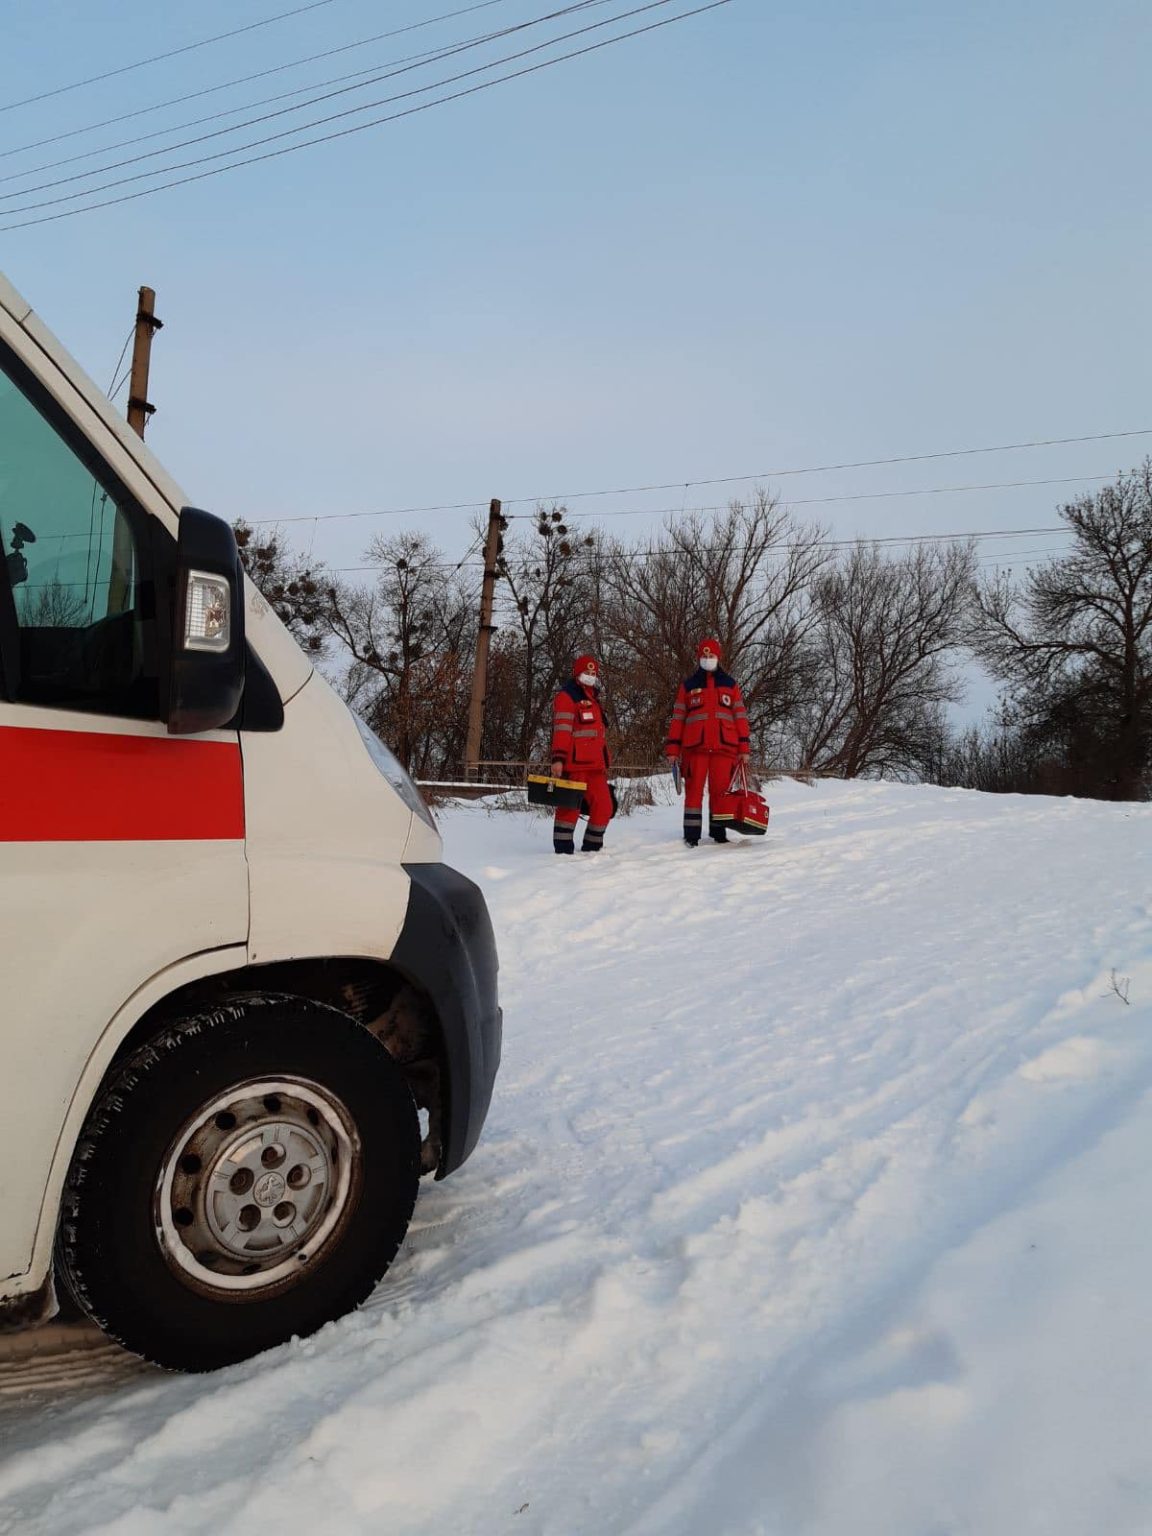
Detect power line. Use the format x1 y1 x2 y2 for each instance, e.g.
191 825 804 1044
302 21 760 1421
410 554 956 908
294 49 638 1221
0 41 488 185
0 1 612 203
33 527 1075 589
0 1 732 230
594 529 1071 564
0 0 342 115
321 524 1074 575
800 526 1069 547
0 0 519 162
257 500 485 525
558 472 1118 519
0 22 571 188
494 431 1152 506
105 326 135 402
6 527 1045 587
454 530 488 570
29 523 1077 565
0 0 688 218
978 545 1066 565
252 458 1134 527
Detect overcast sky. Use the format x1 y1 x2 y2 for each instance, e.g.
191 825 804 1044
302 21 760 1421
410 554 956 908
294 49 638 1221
2 0 1150 665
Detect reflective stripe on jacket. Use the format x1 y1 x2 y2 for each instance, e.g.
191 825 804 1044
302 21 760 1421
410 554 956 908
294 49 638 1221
551 680 609 771
665 668 750 756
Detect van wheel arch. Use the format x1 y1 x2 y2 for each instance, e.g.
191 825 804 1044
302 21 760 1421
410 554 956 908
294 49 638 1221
107 958 449 1176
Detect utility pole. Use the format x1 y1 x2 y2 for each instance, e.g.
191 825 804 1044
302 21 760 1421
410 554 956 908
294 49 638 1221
464 498 503 780
109 285 163 613
126 285 162 440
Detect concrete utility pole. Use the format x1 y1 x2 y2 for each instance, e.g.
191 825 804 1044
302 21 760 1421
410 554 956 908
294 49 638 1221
464 498 504 779
126 285 162 440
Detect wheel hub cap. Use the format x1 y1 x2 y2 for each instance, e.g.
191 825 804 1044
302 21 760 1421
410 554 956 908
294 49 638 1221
252 1170 287 1208
155 1077 361 1296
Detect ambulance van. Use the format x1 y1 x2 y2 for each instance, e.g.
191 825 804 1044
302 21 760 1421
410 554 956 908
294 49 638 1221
0 272 501 1371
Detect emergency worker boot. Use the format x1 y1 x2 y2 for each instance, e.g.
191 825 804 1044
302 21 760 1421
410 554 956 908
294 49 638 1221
683 807 702 848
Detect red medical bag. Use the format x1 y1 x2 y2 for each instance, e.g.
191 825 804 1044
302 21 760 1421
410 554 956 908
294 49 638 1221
729 762 770 836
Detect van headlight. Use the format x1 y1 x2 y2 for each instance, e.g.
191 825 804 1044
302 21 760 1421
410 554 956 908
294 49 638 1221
352 713 437 830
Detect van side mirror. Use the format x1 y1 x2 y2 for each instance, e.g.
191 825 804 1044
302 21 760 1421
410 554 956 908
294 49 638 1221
168 506 245 735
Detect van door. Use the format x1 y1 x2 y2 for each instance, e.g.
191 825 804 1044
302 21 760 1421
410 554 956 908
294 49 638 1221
0 344 249 1284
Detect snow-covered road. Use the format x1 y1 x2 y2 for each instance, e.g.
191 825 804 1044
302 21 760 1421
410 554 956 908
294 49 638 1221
2 781 1151 1535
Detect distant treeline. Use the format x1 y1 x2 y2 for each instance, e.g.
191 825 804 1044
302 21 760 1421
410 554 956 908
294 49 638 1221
237 460 1152 802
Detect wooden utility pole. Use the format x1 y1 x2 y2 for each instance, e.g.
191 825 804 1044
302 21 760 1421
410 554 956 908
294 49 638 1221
109 286 163 613
126 285 162 439
464 498 503 779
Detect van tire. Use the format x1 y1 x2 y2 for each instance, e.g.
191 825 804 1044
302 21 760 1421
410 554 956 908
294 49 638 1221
57 994 421 1372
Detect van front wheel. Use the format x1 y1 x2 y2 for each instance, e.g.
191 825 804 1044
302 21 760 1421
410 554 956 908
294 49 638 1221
58 995 421 1372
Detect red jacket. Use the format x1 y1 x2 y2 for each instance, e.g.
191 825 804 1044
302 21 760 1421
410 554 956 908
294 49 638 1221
665 668 750 757
551 680 609 773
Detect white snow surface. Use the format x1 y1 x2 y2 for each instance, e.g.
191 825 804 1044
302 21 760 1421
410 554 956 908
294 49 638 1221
3 780 1152 1534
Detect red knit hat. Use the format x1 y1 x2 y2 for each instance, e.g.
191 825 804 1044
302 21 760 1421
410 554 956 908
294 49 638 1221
698 638 722 661
573 654 600 679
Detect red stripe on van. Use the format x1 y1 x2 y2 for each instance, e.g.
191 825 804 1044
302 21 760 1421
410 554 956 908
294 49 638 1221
0 725 244 841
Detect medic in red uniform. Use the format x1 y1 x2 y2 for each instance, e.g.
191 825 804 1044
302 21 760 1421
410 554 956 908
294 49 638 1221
664 638 750 846
550 654 613 855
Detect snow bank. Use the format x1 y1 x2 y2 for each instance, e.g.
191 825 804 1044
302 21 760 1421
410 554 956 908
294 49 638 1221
2 780 1151 1534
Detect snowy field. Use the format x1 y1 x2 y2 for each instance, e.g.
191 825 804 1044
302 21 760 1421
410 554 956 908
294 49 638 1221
2 779 1152 1535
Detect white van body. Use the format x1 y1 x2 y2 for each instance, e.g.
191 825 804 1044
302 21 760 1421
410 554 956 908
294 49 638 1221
0 273 501 1370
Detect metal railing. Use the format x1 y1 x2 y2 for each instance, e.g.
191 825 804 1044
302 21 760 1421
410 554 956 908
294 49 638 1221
417 761 837 796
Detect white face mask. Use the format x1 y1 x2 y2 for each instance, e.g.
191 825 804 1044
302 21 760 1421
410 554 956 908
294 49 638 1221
578 671 599 688
700 656 719 672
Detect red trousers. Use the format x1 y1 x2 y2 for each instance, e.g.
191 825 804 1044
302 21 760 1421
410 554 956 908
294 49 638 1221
683 751 738 831
554 770 613 851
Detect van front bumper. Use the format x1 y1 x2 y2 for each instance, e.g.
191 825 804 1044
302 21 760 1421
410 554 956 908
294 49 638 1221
394 862 502 1176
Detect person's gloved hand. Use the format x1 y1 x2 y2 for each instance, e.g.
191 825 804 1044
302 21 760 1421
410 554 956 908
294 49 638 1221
551 759 565 780
670 759 683 796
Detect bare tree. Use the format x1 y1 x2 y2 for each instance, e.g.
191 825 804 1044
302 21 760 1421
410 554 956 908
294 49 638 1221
324 533 476 777
225 493 996 792
970 461 1152 799
793 541 976 779
485 506 599 766
234 521 329 656
17 578 90 628
598 492 829 763
920 706 1045 794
